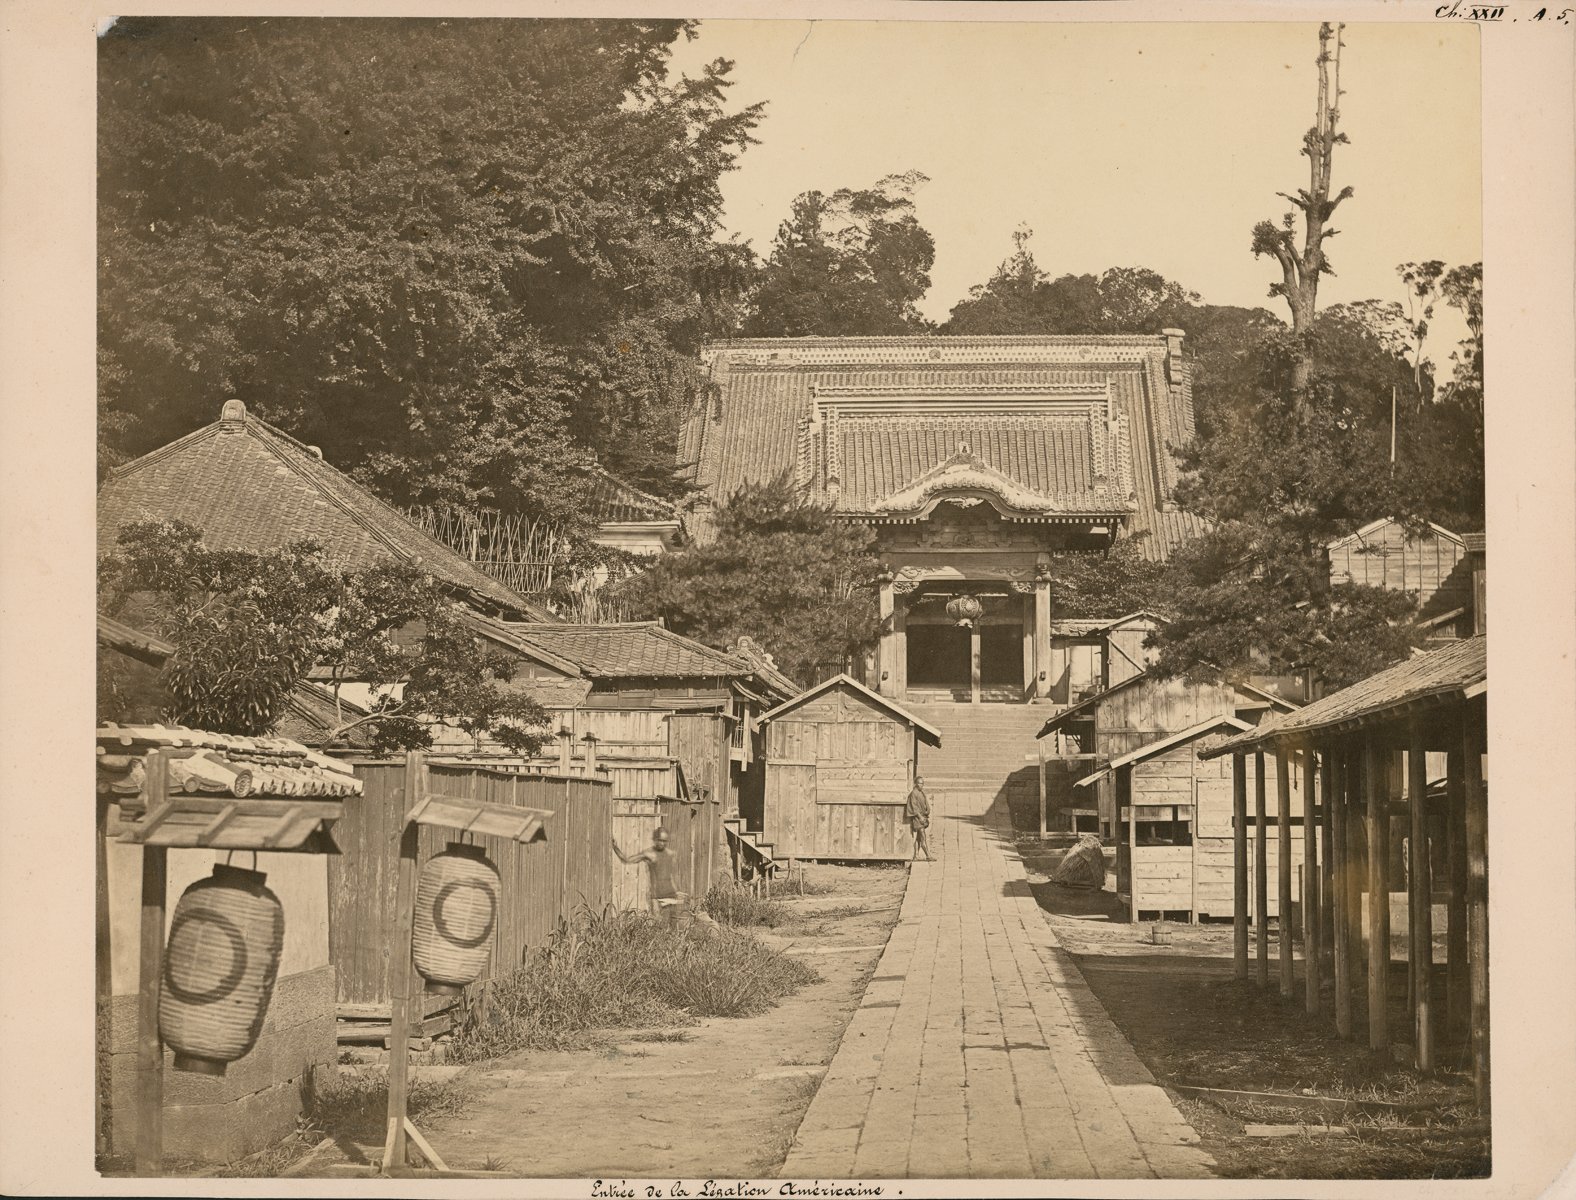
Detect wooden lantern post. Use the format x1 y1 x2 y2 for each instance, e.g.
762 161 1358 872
381 750 555 1176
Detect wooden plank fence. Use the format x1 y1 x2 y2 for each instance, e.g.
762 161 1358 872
328 756 725 1008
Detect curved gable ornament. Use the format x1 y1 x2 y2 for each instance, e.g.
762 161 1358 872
872 448 1059 519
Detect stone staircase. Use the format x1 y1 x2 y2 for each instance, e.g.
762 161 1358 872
908 701 1049 802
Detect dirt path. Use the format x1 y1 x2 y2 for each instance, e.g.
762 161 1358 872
298 863 908 1178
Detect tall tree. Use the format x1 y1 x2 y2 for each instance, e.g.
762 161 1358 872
611 476 883 686
1250 21 1351 395
745 172 935 336
98 18 763 516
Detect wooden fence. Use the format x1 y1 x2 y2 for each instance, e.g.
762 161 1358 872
328 756 724 1007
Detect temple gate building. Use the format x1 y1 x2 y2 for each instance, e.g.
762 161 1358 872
681 334 1205 704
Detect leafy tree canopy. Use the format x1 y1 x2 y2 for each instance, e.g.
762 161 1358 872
744 172 935 336
98 520 550 753
98 18 764 517
611 476 884 686
943 227 1199 336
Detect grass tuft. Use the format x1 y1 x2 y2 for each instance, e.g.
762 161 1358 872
448 908 817 1062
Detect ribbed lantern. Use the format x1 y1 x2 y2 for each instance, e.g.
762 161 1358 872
945 595 984 628
159 864 285 1076
412 843 500 994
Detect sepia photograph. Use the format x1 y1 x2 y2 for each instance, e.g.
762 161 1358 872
0 2 1568 1193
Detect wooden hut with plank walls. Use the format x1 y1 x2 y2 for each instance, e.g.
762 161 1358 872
1037 671 1301 838
760 675 942 861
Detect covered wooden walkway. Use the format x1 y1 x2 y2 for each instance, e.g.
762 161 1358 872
1199 635 1489 1108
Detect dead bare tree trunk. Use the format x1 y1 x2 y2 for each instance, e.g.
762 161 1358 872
1252 22 1352 397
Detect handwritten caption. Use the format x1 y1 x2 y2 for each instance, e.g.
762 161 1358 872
591 1183 893 1199
1434 2 1573 21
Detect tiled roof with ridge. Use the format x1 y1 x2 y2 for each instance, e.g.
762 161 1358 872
97 401 552 619
503 622 752 680
682 336 1206 559
584 466 681 525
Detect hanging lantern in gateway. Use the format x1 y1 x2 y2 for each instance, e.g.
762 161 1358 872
944 594 984 628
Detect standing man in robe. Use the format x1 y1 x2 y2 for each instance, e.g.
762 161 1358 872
906 775 934 861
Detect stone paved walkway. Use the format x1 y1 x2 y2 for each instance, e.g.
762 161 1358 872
780 788 1216 1180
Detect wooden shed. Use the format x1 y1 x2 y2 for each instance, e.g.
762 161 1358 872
1079 715 1306 924
760 675 942 861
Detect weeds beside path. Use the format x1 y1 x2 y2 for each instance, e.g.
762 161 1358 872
295 861 909 1177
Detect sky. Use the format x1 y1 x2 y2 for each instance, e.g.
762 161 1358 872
670 20 1482 355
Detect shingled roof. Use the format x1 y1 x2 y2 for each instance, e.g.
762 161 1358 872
1200 636 1487 757
682 335 1207 559
503 622 752 680
98 400 551 620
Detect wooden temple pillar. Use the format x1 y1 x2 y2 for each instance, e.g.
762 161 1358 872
1343 748 1366 1032
1276 749 1294 999
1254 751 1268 988
1032 575 1052 700
969 622 982 704
877 578 898 698
1303 747 1320 1015
1408 719 1434 1070
1365 740 1392 1055
1319 742 1337 978
1232 752 1249 981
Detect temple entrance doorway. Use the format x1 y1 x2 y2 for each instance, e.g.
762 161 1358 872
903 591 1028 703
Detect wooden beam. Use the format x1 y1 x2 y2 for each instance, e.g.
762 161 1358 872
1366 740 1391 1056
969 622 982 706
1232 752 1248 981
1304 748 1320 1015
1254 751 1268 988
1408 721 1434 1071
1126 770 1138 925
1445 743 1469 1041
1330 745 1352 1039
95 797 112 1160
1343 748 1364 1033
1462 715 1489 1111
134 753 170 1177
383 751 426 1173
1037 740 1048 841
1277 750 1294 999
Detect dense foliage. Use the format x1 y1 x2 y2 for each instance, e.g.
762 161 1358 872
744 172 935 336
98 18 763 516
98 521 550 751
612 476 884 686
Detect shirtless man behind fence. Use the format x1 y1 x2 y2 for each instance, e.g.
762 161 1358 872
611 826 688 928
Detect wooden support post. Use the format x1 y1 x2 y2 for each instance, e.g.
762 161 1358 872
1462 716 1489 1111
1254 751 1268 988
134 750 171 1177
969 621 982 705
1408 721 1434 1071
96 795 112 1161
1232 752 1249 981
1303 748 1320 1015
877 579 897 697
1445 743 1469 1040
1330 746 1352 1039
1037 740 1048 841
1277 749 1294 999
1366 740 1391 1056
1126 772 1138 925
1319 741 1336 976
1345 749 1365 984
383 750 426 1173
1033 576 1051 701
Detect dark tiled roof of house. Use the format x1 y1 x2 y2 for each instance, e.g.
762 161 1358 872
1461 531 1486 555
584 467 680 525
682 336 1207 560
503 622 751 680
1201 636 1487 757
97 401 550 619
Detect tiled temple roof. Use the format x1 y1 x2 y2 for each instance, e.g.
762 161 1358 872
681 336 1206 559
584 466 680 525
504 622 752 680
